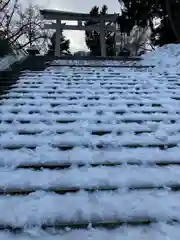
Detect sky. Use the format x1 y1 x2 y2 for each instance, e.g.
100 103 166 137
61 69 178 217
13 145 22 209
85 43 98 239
36 0 120 52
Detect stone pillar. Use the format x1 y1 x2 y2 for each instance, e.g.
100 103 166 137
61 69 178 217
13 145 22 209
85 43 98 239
55 20 62 57
100 18 106 57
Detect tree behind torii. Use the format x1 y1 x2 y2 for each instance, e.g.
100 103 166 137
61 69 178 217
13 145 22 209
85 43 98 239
47 32 71 56
85 5 115 56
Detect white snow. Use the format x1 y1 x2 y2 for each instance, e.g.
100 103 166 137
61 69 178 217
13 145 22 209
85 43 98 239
1 45 180 238
142 43 180 72
52 59 141 66
1 223 180 240
1 131 180 149
0 166 179 191
0 190 179 227
1 146 180 167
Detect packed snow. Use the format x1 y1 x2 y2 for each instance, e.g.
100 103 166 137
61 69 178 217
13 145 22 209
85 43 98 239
0 190 179 227
142 43 180 71
1 223 180 240
52 59 142 66
0 44 180 238
0 166 179 191
1 146 180 167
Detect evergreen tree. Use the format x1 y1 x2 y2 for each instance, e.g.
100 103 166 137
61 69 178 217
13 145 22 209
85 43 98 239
85 5 115 56
118 0 180 46
47 32 71 56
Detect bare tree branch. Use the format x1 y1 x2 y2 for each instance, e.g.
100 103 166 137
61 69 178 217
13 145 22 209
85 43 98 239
16 35 49 50
6 0 18 34
0 0 11 12
0 1 56 54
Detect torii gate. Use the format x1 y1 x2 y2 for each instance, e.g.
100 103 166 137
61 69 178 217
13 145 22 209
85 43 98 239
40 9 119 57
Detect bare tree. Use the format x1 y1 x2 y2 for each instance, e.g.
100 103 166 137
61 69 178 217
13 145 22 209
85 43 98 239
0 0 11 12
0 0 51 53
0 0 18 38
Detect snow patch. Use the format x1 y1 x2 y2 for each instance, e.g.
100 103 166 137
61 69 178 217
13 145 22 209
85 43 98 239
142 43 180 71
1 223 180 239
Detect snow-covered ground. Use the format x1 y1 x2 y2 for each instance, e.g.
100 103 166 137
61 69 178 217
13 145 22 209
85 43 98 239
2 223 180 240
52 59 141 66
142 43 180 71
0 45 180 239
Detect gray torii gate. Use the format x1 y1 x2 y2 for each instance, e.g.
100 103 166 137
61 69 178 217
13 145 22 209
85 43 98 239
40 9 119 57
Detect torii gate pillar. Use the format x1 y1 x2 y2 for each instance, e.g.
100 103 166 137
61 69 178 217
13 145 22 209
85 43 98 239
100 18 106 57
55 20 63 57
55 19 107 57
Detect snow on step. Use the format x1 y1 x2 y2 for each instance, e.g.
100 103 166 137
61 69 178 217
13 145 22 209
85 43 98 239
1 60 180 236
0 166 180 192
0 132 180 149
2 223 180 240
0 190 179 228
1 146 180 167
1 122 180 135
1 112 180 123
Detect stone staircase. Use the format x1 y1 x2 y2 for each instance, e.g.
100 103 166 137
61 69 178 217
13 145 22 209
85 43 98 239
0 60 180 239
